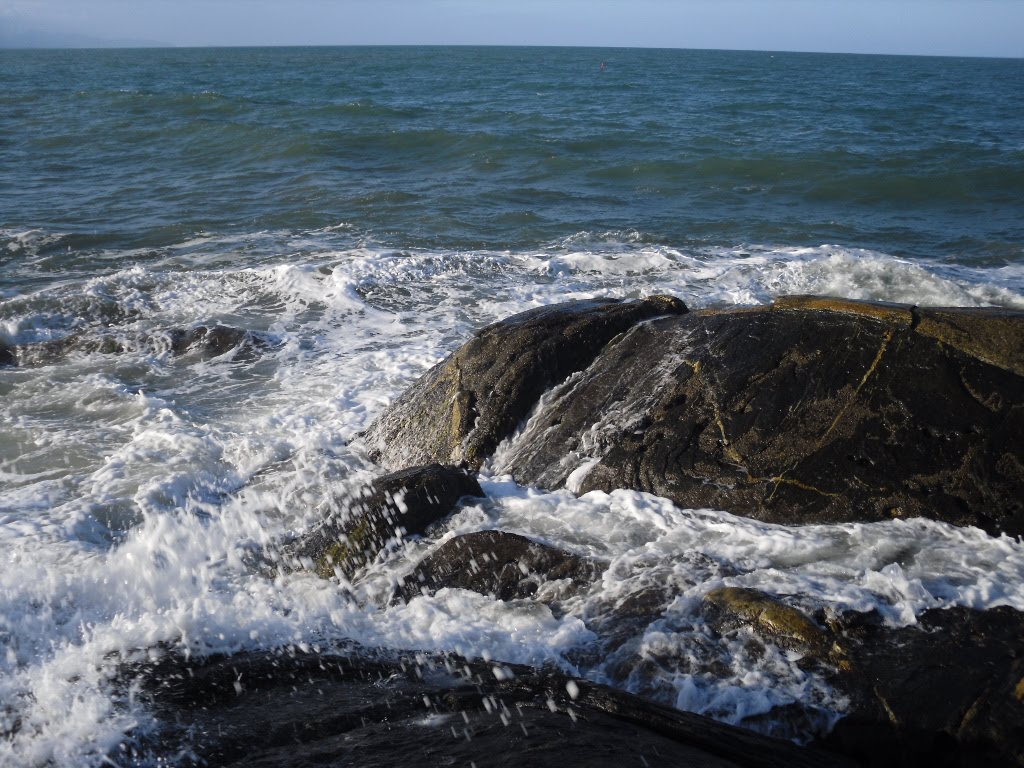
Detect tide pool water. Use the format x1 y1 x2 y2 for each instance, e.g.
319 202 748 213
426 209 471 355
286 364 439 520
1 46 1023 766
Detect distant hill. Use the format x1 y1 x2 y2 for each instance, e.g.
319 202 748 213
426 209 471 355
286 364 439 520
0 19 169 49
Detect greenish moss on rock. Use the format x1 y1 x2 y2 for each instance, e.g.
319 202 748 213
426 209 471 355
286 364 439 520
702 586 842 661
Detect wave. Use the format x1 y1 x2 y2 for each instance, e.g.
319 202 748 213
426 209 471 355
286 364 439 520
2 233 1024 764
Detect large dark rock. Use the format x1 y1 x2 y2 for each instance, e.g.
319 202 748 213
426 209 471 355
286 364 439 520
820 605 1024 768
564 298 1024 533
134 644 851 768
365 295 687 471
396 529 602 603
376 296 1023 533
280 464 485 579
0 341 13 367
694 586 1024 767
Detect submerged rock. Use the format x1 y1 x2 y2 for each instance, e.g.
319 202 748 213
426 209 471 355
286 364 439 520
163 325 262 360
370 295 1024 534
135 644 851 768
396 529 602 603
7 331 121 366
281 464 485 579
702 586 842 661
6 324 268 366
365 295 687 471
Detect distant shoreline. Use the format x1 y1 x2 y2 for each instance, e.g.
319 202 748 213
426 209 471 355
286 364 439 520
1 41 1021 62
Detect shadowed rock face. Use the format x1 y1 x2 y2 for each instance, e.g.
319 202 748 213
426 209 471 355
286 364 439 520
280 464 485 579
821 605 1024 768
364 295 687 471
135 645 851 768
370 295 1022 534
396 529 602 603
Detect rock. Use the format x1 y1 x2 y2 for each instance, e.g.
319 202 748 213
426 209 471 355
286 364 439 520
821 605 1024 768
8 332 122 366
134 644 852 768
490 296 1023 534
281 464 485 579
702 586 842 661
164 325 260 360
694 589 1024 765
396 529 602 603
6 324 266 366
0 341 14 367
365 295 687 471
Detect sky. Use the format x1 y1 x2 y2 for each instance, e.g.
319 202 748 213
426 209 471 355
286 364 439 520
1 0 1022 57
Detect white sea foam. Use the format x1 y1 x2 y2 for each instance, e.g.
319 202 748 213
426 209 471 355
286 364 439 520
1 235 1022 764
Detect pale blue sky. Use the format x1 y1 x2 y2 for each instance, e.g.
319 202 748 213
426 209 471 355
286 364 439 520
1 0 1022 57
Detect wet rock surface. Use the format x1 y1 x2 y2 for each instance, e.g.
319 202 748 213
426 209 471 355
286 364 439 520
694 587 1024 767
372 295 1024 534
528 298 1024 534
396 529 603 603
365 295 687 471
281 464 485 578
135 645 851 768
702 586 841 660
822 605 1024 768
300 296 1024 766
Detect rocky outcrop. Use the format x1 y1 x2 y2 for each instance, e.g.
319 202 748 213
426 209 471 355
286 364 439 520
3 324 268 366
135 644 851 768
368 296 1024 535
694 586 1024 767
280 464 484 579
821 605 1024 768
365 295 687 471
331 296 1024 765
396 529 602 603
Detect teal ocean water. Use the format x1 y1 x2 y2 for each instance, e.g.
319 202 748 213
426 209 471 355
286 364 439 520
1 47 1023 766
3 46 1024 267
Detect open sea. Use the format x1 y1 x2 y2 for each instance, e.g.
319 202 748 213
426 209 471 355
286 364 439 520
1 46 1023 765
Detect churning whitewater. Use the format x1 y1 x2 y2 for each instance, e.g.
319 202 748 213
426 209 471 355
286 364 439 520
3 233 1024 764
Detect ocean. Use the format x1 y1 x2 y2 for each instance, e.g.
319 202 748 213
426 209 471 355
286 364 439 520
1 45 1023 765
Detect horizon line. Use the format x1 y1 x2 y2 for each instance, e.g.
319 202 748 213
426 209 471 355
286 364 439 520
1 41 1021 61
